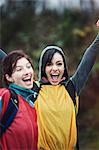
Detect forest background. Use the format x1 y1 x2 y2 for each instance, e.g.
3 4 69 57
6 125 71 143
0 0 99 149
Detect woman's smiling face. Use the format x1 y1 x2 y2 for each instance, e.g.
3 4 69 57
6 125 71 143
45 52 64 85
6 57 34 89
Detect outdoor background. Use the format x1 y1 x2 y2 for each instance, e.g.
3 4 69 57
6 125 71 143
0 0 99 149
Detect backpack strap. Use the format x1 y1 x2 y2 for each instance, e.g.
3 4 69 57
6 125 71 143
31 82 40 103
0 89 19 137
66 80 76 105
65 80 79 150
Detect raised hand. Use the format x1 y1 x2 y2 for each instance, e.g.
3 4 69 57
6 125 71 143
96 19 99 28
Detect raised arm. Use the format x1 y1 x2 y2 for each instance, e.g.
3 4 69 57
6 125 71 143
71 33 99 96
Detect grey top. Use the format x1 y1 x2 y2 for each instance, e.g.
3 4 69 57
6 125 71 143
71 34 99 95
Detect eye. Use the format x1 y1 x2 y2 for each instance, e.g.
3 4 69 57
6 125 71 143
27 63 32 69
15 67 22 71
57 62 63 66
46 62 52 66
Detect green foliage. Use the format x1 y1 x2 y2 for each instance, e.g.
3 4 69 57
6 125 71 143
55 10 92 49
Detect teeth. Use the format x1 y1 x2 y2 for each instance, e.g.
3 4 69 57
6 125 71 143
23 77 31 81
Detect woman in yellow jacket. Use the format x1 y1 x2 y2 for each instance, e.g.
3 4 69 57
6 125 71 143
35 31 99 150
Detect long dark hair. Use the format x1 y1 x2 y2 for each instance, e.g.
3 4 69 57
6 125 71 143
2 50 34 87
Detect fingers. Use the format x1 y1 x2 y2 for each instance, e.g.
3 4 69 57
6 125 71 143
96 19 99 28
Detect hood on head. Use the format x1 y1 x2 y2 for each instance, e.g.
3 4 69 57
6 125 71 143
39 46 68 84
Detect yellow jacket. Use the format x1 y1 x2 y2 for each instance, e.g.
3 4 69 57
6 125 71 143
35 84 78 150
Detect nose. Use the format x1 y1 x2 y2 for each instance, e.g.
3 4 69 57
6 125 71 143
24 67 29 74
52 64 58 71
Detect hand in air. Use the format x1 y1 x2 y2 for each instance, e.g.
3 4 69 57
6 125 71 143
96 19 99 28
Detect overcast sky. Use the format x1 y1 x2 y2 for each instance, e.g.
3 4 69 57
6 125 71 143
0 0 99 9
47 0 99 9
0 0 5 6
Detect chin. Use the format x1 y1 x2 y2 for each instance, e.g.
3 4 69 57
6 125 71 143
51 82 59 85
25 84 33 89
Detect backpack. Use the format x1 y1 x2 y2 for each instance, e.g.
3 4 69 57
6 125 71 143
0 89 18 137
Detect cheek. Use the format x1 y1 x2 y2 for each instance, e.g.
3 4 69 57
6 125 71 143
60 67 64 75
32 69 34 75
12 73 22 81
45 67 49 74
30 69 34 77
45 67 51 78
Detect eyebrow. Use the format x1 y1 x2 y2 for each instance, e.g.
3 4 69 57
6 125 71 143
15 66 22 68
16 62 30 67
56 60 63 63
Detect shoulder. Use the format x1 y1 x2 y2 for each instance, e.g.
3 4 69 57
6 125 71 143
0 88 10 98
65 79 76 93
65 79 77 102
0 88 11 114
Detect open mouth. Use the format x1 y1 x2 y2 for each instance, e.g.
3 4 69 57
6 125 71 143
22 76 33 85
23 79 31 82
51 75 59 81
22 77 31 82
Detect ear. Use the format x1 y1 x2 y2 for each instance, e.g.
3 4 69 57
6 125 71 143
5 74 14 82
